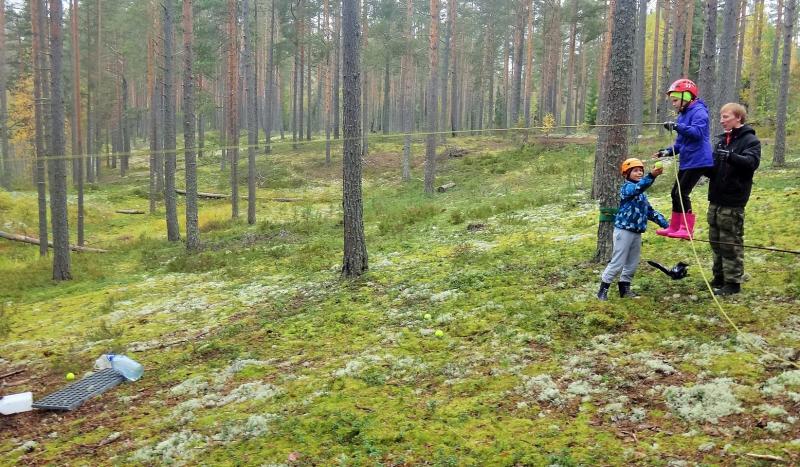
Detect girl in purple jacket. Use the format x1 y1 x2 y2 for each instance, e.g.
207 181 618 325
653 79 714 240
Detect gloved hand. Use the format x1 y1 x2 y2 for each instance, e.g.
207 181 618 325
714 148 731 162
663 121 678 132
654 148 671 158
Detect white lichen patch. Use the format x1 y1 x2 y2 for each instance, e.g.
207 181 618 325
518 374 566 406
211 413 279 442
129 430 208 466
664 378 743 424
761 370 800 396
429 289 463 303
170 376 210 397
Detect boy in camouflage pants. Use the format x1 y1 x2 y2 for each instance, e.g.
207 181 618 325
707 103 761 296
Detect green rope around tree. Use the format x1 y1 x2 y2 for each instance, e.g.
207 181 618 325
599 207 618 222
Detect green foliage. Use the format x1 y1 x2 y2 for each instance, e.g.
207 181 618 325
0 303 10 338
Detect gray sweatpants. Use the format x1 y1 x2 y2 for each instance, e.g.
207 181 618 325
601 228 642 283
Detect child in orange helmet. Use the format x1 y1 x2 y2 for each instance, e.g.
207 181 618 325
598 158 669 300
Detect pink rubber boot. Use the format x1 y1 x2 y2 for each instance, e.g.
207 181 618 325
656 212 681 236
668 212 696 239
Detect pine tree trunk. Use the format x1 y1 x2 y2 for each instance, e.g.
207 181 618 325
522 0 534 127
773 0 795 167
183 0 199 248
681 0 695 76
656 0 670 132
48 0 72 280
630 0 646 139
669 0 687 82
748 0 764 115
341 0 368 277
361 0 369 156
401 0 413 180
163 0 180 240
148 13 159 215
333 1 341 140
32 0 49 257
716 0 741 108
0 0 8 189
594 0 636 263
424 0 440 195
649 0 661 123
697 0 716 123
70 0 84 246
228 0 240 218
94 0 102 180
565 0 578 133
121 74 130 176
509 0 525 127
771 0 783 81
733 0 747 98
449 0 459 135
265 0 275 154
244 0 258 225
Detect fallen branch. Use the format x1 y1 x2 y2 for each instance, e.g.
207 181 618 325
176 188 229 199
437 182 456 193
0 231 108 253
176 189 300 203
0 368 24 380
745 453 786 463
115 209 145 214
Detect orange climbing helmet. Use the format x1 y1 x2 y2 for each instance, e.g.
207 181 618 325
620 158 644 176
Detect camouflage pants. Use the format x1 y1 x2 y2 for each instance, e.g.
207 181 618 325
707 203 745 284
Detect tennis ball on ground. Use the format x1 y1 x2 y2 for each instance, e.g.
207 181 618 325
434 330 444 337
66 372 75 381
424 313 432 320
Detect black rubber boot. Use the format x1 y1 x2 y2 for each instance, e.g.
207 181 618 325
597 282 611 301
618 281 638 298
714 282 740 296
710 275 725 289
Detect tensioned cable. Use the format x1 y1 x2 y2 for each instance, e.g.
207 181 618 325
2 120 672 165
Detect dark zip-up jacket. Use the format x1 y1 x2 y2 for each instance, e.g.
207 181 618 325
707 124 761 208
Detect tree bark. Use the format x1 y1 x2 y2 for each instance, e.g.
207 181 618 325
565 0 578 133
70 0 84 246
244 0 257 225
630 0 646 139
522 0 534 127
697 0 717 123
341 0 368 277
593 0 636 263
265 0 275 154
449 0 459 135
733 0 747 98
714 0 741 136
333 1 341 140
747 0 764 115
401 0 413 181
228 0 240 218
681 0 695 76
0 0 8 189
183 0 199 249
509 0 526 127
361 0 369 157
424 0 440 195
48 0 72 280
773 0 795 167
771 0 784 81
148 9 160 215
32 0 49 257
649 0 661 124
163 0 180 240
656 0 671 132
669 0 687 82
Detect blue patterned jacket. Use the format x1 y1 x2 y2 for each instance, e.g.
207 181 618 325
614 174 669 233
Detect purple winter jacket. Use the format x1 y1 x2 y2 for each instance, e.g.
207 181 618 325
662 99 714 170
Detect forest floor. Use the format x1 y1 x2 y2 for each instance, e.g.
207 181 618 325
1 131 799 465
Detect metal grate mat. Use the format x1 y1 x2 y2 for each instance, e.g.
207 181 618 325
32 368 126 411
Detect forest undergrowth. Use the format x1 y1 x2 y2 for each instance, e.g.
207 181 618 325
1 132 799 465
